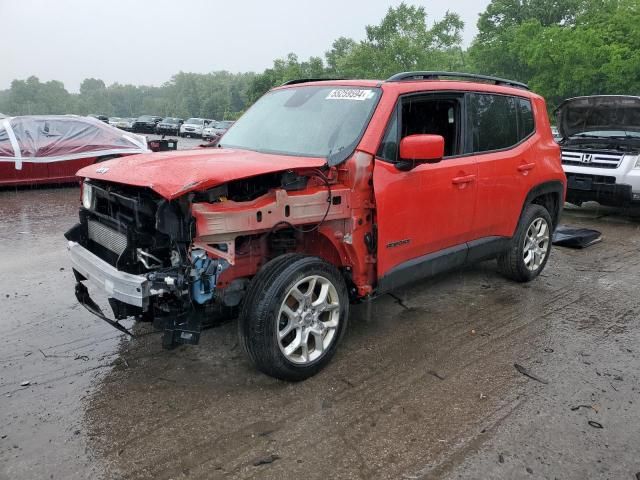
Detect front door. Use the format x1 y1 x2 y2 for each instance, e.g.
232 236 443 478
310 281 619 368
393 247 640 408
373 93 478 280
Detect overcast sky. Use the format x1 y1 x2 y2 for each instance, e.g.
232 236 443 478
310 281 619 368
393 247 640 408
1 0 490 92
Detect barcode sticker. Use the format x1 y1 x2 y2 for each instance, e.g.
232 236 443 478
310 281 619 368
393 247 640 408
326 89 374 101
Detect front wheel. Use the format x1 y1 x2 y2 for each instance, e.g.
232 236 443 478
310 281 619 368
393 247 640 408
238 255 349 381
497 204 553 282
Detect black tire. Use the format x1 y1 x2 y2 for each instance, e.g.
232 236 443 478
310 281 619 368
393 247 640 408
497 204 553 282
238 255 349 381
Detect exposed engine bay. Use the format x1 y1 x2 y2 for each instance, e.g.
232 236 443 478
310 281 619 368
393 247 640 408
65 153 376 347
560 136 640 153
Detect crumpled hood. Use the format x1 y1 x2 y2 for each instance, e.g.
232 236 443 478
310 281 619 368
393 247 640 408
77 147 325 199
556 95 640 138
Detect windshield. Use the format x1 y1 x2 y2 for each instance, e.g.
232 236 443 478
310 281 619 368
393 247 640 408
573 130 640 139
138 115 153 121
185 118 204 125
220 86 381 158
163 118 180 124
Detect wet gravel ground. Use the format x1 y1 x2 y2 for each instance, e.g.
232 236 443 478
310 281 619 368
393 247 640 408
1 186 639 480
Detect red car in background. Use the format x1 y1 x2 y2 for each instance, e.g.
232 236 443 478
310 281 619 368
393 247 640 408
0 115 149 187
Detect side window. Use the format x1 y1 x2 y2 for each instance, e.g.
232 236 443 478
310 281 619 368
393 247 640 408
376 94 462 161
517 98 535 140
401 95 461 157
376 107 399 162
467 93 519 153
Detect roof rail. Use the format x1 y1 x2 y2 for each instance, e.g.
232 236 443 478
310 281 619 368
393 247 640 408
281 78 346 86
386 71 529 90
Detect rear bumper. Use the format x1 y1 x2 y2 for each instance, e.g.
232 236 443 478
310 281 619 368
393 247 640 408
68 241 150 308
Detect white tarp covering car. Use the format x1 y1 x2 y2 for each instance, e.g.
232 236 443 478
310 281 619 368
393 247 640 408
0 115 149 186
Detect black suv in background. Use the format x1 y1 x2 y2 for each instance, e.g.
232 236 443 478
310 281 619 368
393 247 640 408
88 114 109 123
132 115 163 133
155 117 183 136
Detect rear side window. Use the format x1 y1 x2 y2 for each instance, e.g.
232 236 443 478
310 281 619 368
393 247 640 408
467 94 518 152
466 94 536 153
518 98 535 139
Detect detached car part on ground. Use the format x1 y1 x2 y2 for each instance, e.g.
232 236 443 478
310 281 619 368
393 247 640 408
0 115 149 186
556 95 640 206
66 72 565 381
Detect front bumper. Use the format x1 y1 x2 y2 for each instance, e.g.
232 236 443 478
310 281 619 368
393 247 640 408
68 241 150 308
563 155 640 206
156 127 179 134
133 123 157 132
565 173 639 206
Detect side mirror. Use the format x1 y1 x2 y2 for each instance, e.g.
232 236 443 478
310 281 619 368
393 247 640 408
396 134 445 171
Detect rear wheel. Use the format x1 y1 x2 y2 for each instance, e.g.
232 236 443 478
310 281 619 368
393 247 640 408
497 204 552 282
238 255 348 381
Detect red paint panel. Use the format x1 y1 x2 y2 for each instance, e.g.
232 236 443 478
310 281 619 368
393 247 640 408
373 158 478 278
79 148 326 199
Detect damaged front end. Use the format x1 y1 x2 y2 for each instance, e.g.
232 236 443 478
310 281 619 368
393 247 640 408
66 151 376 349
65 180 229 347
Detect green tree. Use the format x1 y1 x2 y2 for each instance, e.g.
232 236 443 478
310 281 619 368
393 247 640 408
470 0 640 109
325 37 357 75
246 53 327 102
332 4 465 78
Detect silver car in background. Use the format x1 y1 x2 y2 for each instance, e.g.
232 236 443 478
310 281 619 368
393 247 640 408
202 120 234 140
179 118 213 138
115 117 136 131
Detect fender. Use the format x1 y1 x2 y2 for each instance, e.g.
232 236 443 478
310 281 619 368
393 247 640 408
518 180 566 232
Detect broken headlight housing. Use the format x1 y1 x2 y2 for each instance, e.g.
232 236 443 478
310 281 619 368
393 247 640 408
81 181 95 210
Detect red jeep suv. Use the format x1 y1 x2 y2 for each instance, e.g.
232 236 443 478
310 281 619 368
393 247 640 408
65 72 565 380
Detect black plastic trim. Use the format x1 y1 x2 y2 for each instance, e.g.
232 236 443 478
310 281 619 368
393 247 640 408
376 236 510 294
466 237 511 264
281 78 347 86
386 71 529 90
565 176 634 207
521 180 565 231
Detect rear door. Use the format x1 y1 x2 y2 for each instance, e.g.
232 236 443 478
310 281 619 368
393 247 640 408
373 92 478 278
466 93 537 239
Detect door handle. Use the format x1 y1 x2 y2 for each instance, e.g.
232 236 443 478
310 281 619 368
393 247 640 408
517 163 536 172
452 174 476 185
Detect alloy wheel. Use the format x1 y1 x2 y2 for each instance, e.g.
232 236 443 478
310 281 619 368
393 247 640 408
277 275 340 365
523 217 550 271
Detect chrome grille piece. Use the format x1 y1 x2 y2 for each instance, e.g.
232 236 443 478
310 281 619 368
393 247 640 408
561 151 623 169
87 220 127 255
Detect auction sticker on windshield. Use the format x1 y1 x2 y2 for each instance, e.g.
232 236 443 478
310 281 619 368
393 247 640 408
326 89 375 101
